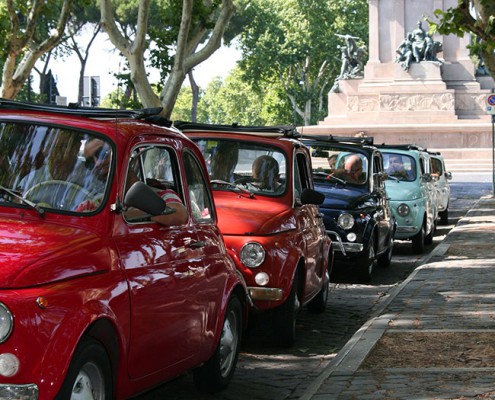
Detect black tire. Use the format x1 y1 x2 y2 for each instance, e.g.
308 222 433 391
56 337 112 400
377 234 394 268
194 296 242 393
439 208 449 225
307 270 330 313
412 223 425 254
272 275 300 347
357 236 376 283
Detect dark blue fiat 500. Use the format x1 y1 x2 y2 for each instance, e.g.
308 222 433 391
302 136 396 282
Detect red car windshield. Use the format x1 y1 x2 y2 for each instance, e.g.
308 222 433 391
194 138 287 196
0 122 113 214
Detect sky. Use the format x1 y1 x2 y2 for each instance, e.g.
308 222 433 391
44 33 241 105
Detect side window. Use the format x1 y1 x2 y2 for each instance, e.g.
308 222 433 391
431 157 442 176
296 152 311 190
373 154 383 188
419 156 426 176
183 152 213 222
123 145 183 223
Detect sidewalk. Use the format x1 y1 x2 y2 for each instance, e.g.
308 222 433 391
301 195 495 400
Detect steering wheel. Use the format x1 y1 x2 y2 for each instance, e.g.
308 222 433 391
24 180 94 210
233 176 254 185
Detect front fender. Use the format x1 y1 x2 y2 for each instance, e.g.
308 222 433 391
0 275 130 400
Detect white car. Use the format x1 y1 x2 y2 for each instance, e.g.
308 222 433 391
430 152 452 224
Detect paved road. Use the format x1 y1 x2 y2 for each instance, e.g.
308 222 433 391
135 181 492 400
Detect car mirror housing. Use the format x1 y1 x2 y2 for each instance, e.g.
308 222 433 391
301 188 325 205
124 181 175 216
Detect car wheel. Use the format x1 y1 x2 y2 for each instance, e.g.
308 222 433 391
273 275 300 347
194 296 242 393
378 234 394 268
358 238 376 283
56 337 112 400
412 223 426 254
439 208 449 225
307 270 330 313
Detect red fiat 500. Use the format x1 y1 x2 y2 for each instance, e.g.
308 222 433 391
0 100 248 399
177 122 333 347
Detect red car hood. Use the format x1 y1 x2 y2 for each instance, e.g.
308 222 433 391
214 193 296 235
0 217 111 288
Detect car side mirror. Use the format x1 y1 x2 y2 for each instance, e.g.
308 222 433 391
421 173 432 182
374 172 387 184
445 171 452 180
124 181 175 216
301 188 325 205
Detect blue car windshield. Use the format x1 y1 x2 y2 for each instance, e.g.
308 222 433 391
382 152 416 182
310 146 368 185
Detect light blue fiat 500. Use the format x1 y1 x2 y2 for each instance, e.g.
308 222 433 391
378 145 439 254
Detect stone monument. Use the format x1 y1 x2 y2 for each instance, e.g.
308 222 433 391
303 0 495 172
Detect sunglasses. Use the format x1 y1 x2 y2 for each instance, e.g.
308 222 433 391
85 146 111 169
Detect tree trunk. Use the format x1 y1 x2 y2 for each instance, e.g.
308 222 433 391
188 71 199 122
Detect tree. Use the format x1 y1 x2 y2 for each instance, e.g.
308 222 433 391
236 0 368 126
62 2 102 105
430 0 495 79
0 0 74 99
99 0 236 118
198 68 292 125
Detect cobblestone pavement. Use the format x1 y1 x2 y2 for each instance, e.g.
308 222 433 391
134 182 492 400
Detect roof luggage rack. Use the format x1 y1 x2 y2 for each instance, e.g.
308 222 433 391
174 121 299 138
301 134 374 146
0 98 170 125
376 143 426 151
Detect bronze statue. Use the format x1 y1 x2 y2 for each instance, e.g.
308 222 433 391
330 34 367 93
395 21 443 71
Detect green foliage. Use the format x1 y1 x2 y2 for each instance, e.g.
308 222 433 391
195 68 292 125
428 0 495 79
171 85 208 122
236 0 369 124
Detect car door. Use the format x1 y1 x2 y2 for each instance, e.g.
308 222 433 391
113 141 208 379
419 152 437 233
294 150 326 299
372 151 391 252
181 150 233 352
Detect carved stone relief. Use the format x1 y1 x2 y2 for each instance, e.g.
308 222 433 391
379 93 454 111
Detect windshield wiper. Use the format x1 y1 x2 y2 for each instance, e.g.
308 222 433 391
210 180 254 198
0 185 45 217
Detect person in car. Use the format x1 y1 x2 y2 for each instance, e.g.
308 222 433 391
18 132 84 193
209 142 239 182
250 155 281 191
386 155 410 180
331 154 364 184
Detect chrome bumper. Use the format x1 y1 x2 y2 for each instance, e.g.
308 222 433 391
331 242 364 253
0 383 38 399
396 226 418 234
248 287 283 301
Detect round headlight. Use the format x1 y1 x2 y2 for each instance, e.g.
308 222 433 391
397 203 410 217
0 353 19 377
347 232 357 242
338 213 355 229
240 242 265 268
0 303 13 344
